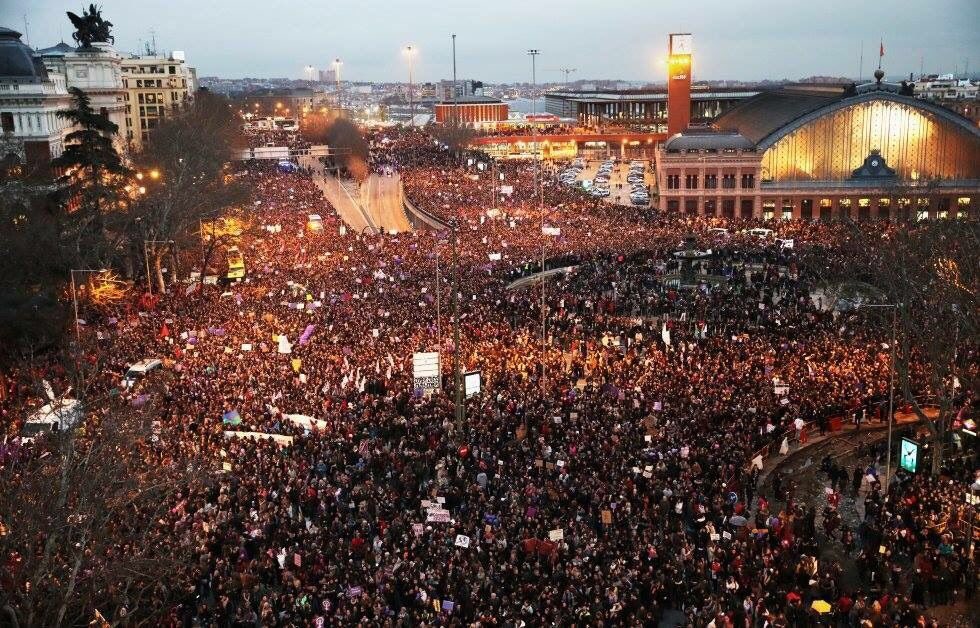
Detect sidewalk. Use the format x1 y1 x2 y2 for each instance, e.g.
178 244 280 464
755 410 926 490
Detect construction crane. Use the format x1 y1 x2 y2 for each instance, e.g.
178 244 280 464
546 68 577 89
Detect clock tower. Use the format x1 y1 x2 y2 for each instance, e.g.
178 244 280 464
667 33 693 136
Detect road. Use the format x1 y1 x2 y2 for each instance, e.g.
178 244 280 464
312 173 373 233
360 173 413 234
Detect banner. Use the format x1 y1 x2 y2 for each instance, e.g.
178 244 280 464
413 352 441 392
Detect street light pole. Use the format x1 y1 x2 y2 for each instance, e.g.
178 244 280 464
861 302 898 491
435 242 442 349
450 219 464 429
404 45 416 126
333 58 343 109
528 48 546 390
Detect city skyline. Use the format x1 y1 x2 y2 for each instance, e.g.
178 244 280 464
3 0 978 83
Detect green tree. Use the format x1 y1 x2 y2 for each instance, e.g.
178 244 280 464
50 87 132 268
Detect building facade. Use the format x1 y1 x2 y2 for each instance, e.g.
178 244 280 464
0 28 74 175
36 40 128 156
434 98 508 125
120 52 195 151
544 88 757 131
656 82 980 220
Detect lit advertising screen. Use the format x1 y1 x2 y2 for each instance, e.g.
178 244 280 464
899 438 919 473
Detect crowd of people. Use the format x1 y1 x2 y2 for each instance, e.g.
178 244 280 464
1 126 976 627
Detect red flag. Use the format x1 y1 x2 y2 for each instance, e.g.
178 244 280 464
159 323 170 338
879 41 884 58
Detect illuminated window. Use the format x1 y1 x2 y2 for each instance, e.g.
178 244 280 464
858 198 871 221
762 200 775 221
838 198 852 220
957 197 971 219
819 198 832 221
781 199 793 221
877 198 891 221
801 199 813 221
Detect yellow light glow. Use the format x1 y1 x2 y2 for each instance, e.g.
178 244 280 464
149 169 160 180
135 172 144 180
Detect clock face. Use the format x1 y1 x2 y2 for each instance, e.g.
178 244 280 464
871 159 880 167
670 34 692 55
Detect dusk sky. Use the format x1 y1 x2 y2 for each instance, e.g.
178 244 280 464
4 0 978 83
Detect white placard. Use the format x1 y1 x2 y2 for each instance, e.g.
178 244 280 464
464 371 481 398
413 352 441 392
454 534 470 548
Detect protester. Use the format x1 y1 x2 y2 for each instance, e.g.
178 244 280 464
1 126 975 627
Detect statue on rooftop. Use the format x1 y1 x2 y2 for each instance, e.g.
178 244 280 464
67 4 114 48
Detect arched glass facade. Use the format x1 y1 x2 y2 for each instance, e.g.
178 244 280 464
761 99 980 182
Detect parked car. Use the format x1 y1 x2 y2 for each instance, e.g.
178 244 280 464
123 358 163 389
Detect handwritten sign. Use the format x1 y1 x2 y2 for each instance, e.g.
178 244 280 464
549 529 564 541
454 534 470 548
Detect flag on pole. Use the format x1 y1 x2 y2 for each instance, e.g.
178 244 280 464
879 41 884 58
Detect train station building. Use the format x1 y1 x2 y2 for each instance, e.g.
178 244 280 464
655 77 980 220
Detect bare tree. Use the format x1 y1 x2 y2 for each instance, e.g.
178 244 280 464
429 118 475 161
131 91 248 293
0 385 205 627
876 221 979 474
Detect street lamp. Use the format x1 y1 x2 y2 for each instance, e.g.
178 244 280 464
403 45 417 126
528 48 546 389
967 478 979 560
70 269 107 340
333 58 343 108
859 303 898 491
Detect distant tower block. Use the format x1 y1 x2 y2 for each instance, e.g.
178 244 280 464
667 33 693 136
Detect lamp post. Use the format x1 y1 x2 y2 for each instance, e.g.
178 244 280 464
860 303 898 491
528 48 546 389
404 45 416 126
435 238 442 349
968 479 979 560
70 269 107 340
450 219 464 429
333 58 343 108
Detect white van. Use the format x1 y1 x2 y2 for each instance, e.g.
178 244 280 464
747 228 774 239
22 398 84 439
123 358 163 389
307 214 323 232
